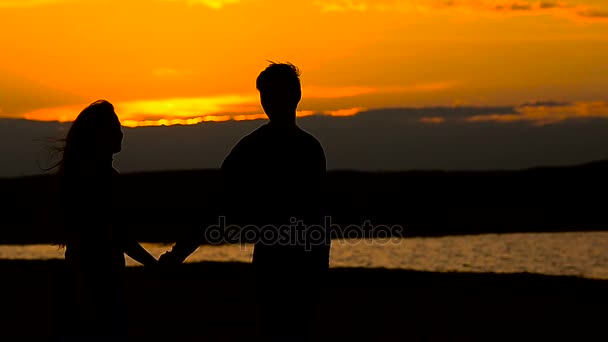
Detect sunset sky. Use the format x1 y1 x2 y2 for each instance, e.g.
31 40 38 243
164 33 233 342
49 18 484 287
1 0 607 127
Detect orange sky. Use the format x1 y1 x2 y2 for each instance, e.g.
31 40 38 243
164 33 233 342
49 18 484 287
1 0 607 126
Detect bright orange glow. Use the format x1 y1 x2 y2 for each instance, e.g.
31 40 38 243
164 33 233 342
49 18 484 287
116 96 257 118
20 95 342 127
1 0 607 123
22 96 259 125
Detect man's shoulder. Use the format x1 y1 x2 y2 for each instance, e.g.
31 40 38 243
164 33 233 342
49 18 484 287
296 127 325 151
231 124 269 149
240 123 271 143
222 124 269 170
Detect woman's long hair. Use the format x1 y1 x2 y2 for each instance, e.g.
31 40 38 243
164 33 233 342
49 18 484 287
58 100 117 178
53 100 118 247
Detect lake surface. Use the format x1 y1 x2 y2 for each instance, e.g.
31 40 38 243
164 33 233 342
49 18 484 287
1 232 607 279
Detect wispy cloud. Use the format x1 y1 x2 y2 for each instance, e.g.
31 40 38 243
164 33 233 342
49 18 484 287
161 0 240 9
121 110 317 127
314 0 608 23
323 107 365 117
0 0 70 8
0 0 242 9
466 101 608 125
419 116 446 124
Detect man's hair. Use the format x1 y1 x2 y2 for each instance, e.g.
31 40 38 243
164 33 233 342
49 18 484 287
256 62 302 104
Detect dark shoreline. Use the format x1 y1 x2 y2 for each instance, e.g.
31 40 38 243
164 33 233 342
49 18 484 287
0 259 606 341
1 160 607 245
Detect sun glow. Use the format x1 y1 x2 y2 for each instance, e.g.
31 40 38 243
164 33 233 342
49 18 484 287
21 95 261 126
1 0 607 124
19 94 365 127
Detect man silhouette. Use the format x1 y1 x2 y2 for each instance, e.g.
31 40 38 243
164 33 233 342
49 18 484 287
160 62 329 340
222 62 329 341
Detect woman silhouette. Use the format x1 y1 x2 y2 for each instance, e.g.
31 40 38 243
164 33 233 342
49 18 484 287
57 100 157 340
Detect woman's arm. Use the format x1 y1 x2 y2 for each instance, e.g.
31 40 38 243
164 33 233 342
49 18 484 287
123 240 157 267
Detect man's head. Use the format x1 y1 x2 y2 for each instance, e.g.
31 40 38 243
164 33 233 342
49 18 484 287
256 62 302 123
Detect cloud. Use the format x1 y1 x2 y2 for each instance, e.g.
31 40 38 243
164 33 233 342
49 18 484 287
160 0 240 9
0 69 85 117
576 8 608 19
0 0 70 7
121 110 316 127
314 0 608 23
323 107 365 117
419 116 446 124
343 101 608 126
465 101 608 125
519 100 570 107
0 0 241 9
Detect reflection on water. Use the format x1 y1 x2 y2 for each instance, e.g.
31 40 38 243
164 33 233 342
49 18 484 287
1 232 607 279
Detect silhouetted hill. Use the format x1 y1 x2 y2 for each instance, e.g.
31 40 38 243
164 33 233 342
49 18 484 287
1 160 606 244
2 108 608 177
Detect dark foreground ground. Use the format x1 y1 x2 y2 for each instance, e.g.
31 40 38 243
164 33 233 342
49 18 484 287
0 260 606 341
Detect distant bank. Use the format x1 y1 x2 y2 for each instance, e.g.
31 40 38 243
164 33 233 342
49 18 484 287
0 160 606 244
3 110 608 178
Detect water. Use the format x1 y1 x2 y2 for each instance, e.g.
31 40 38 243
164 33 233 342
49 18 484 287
1 232 607 279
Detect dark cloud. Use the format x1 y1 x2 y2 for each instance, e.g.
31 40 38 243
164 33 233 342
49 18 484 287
577 9 608 19
539 2 560 9
519 101 570 107
510 4 532 11
355 106 516 123
318 0 608 23
0 69 84 116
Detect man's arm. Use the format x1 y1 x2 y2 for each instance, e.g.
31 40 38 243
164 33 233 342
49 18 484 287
220 138 251 224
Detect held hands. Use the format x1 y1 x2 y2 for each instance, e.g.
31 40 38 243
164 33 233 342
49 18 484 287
158 251 186 267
